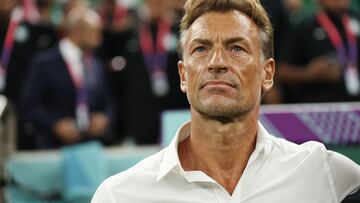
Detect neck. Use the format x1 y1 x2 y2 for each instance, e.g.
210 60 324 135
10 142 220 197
179 106 259 195
67 35 84 52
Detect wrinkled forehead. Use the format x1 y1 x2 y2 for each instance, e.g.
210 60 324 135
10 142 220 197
189 11 258 41
180 10 263 60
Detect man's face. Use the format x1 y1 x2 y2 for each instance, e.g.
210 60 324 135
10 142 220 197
78 21 103 51
178 10 274 118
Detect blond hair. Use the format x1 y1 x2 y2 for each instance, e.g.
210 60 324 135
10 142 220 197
178 0 273 59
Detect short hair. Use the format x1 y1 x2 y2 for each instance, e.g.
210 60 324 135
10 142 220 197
178 0 273 60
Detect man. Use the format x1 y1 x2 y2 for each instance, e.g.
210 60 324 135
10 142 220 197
92 0 360 202
278 0 360 103
21 7 112 149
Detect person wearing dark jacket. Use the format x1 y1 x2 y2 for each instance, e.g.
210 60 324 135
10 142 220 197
279 0 360 103
21 7 113 149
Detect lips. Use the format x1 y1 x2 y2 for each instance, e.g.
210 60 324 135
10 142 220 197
201 80 236 89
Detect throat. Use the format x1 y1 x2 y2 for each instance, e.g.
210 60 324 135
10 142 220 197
178 136 254 195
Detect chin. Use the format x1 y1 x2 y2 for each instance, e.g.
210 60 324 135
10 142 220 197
194 99 244 119
189 93 256 118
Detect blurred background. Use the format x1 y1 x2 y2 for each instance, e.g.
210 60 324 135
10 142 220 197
0 0 360 202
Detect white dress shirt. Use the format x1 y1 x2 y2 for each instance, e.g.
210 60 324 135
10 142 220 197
92 122 360 203
59 38 84 83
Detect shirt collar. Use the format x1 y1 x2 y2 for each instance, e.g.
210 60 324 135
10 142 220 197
156 121 190 182
59 38 83 63
156 121 273 182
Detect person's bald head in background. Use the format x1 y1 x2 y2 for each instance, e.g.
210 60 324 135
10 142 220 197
64 7 103 51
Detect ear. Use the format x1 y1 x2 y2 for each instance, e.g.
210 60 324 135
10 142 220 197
178 60 187 93
262 58 275 93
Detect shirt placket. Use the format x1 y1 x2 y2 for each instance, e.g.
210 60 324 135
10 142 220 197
229 142 268 203
211 182 231 203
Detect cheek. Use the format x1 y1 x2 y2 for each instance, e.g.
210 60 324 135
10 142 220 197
186 67 199 91
186 59 205 86
239 62 262 90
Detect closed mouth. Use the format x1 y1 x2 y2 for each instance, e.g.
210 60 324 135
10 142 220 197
201 80 236 89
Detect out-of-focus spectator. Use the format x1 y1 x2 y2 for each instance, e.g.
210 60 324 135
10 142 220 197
260 0 292 103
278 0 360 103
37 0 54 25
167 0 185 23
97 0 134 33
95 0 137 142
109 0 188 145
63 0 87 16
96 0 137 71
283 0 304 24
57 0 87 37
284 0 303 12
0 0 58 149
0 0 57 105
21 7 113 149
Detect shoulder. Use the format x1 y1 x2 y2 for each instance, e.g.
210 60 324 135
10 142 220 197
267 135 360 200
95 149 166 194
267 135 327 156
326 149 360 200
31 45 61 66
265 135 331 169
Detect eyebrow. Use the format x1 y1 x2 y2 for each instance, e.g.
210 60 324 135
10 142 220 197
190 37 246 47
190 38 212 47
223 37 246 47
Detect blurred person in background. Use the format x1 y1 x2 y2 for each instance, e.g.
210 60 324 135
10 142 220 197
95 0 137 143
278 0 360 103
97 0 134 33
0 0 57 105
168 0 186 23
57 0 87 37
20 7 113 149
108 0 188 145
260 0 293 103
96 0 136 73
0 0 58 149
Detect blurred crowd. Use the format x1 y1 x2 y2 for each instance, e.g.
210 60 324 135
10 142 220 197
0 0 359 150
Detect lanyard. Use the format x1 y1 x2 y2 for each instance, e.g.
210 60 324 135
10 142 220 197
65 57 91 131
21 0 40 23
0 8 24 91
317 12 358 67
317 12 360 95
139 20 171 74
0 7 23 70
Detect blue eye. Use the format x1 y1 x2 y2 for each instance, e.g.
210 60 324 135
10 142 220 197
231 46 243 52
194 46 206 53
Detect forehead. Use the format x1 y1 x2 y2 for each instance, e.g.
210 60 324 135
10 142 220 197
186 10 259 44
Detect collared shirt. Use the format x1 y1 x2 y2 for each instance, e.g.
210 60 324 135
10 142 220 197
92 122 360 203
59 38 84 81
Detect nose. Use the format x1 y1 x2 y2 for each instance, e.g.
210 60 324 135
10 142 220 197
208 48 228 74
